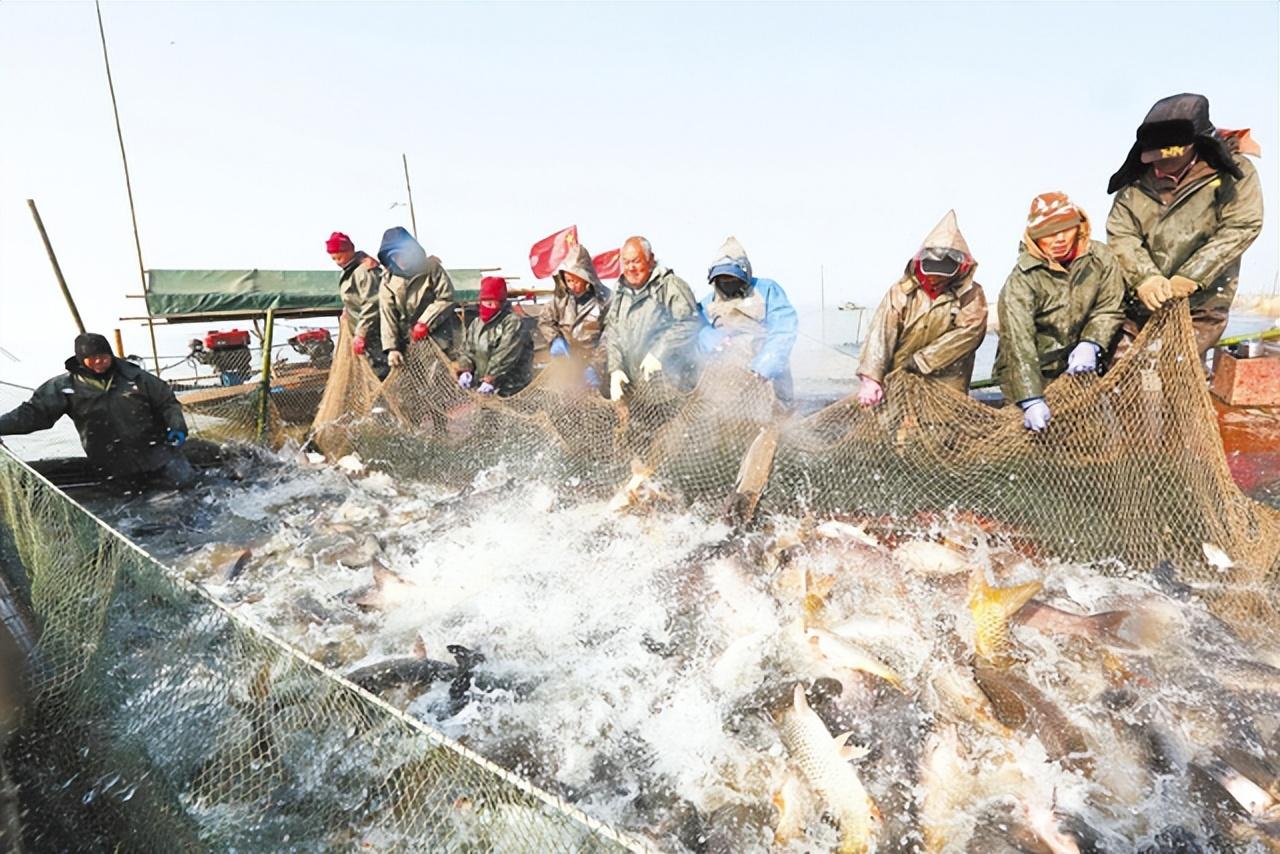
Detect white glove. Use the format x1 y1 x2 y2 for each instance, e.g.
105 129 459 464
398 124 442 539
1020 398 1051 432
639 352 663 380
610 370 630 401
387 350 404 368
1065 341 1100 375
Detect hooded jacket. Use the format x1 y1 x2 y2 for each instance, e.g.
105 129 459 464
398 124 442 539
604 264 702 386
458 308 533 395
993 210 1125 403
698 237 798 382
0 357 187 477
376 227 458 354
339 251 383 341
857 211 988 394
538 244 612 360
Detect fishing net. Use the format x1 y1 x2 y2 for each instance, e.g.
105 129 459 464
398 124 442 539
312 306 1280 644
0 453 645 852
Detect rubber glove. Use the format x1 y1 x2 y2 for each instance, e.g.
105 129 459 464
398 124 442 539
411 321 430 342
166 429 187 447
352 336 366 356
387 350 404 368
697 326 726 354
1136 275 1172 312
457 371 473 390
584 365 600 388
857 377 883 407
478 381 496 395
1065 341 1100 375
1169 275 1199 298
1020 398 1051 432
549 337 570 358
610 370 629 401
640 352 663 380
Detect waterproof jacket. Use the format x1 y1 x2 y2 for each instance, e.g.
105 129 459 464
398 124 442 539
1106 149 1262 322
858 214 988 393
994 240 1125 403
539 244 612 362
339 251 383 340
604 266 702 386
698 237 798 381
458 309 533 395
376 228 458 354
0 358 187 477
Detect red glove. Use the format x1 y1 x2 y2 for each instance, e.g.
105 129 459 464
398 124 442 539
411 322 430 342
352 336 366 356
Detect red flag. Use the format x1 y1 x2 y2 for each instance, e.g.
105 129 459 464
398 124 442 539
528 225 578 279
592 248 621 280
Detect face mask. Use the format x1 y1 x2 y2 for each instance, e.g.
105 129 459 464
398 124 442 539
478 302 502 323
715 278 748 299
912 248 971 300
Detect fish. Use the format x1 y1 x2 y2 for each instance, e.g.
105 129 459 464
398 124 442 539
218 547 252 582
924 661 1012 737
806 627 906 692
606 458 668 513
1013 601 1133 648
1202 542 1234 571
815 520 881 549
772 770 815 846
971 661 1093 774
777 684 881 853
918 724 972 853
895 539 969 576
967 570 1043 663
350 558 419 611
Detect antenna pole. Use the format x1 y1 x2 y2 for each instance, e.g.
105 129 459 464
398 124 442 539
402 154 418 238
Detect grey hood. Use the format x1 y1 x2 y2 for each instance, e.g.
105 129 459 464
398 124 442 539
552 244 605 295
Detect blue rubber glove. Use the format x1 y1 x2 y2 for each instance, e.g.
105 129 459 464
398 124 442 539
457 371 473 390
697 325 726 354
1065 341 1100 375
583 366 600 387
478 381 496 395
1019 398 1051 432
549 337 570 358
166 429 187 447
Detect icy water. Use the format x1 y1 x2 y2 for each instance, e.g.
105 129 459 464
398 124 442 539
74 448 1280 853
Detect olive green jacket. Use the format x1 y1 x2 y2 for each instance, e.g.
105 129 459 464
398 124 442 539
339 252 383 340
379 255 457 353
458 309 533 395
604 266 702 386
1106 153 1263 320
539 244 612 364
994 241 1125 403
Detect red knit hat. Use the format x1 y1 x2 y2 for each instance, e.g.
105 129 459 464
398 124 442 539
479 276 508 302
1026 193 1083 240
325 232 354 253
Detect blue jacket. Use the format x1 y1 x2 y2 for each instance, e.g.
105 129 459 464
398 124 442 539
698 276 798 379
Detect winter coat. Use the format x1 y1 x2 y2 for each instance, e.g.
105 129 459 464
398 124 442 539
458 309 533 396
604 266 702 386
1106 149 1262 323
376 227 459 355
698 237 798 384
857 213 988 394
339 251 383 341
994 239 1125 404
0 358 187 477
538 244 612 364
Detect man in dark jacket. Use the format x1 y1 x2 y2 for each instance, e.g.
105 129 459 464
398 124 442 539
0 333 195 490
326 230 388 379
456 277 533 396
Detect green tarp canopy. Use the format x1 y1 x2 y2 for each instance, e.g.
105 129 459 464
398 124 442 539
145 269 488 320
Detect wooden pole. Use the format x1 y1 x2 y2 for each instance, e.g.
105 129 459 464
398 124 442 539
95 1 161 375
819 265 826 346
113 328 125 357
256 309 276 443
402 153 418 238
26 200 86 335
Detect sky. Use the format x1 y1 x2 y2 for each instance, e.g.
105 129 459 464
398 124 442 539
1 0 1277 387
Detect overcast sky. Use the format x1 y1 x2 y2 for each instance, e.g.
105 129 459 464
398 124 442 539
1 0 1276 385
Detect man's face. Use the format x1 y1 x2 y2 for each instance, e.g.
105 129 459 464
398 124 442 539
621 243 653 287
563 271 589 296
329 249 356 268
1034 226 1079 262
1150 144 1196 176
82 354 113 374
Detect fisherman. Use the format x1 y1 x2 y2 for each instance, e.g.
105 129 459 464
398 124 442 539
325 231 388 379
993 193 1125 432
537 243 612 389
456 276 533 396
0 333 195 490
604 236 702 401
377 226 462 369
857 211 988 406
1106 93 1263 363
697 236 799 403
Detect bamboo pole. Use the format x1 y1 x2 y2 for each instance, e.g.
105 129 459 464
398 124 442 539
26 200 86 335
113 328 125 357
95 1 161 375
256 309 275 443
402 153 418 238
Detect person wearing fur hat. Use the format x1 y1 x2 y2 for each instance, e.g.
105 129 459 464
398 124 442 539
325 231 388 379
1106 93 1263 363
0 333 195 489
994 193 1125 432
857 211 989 407
537 243 612 389
456 277 533 396
377 226 462 368
697 236 798 403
